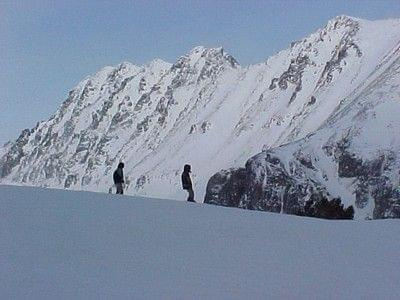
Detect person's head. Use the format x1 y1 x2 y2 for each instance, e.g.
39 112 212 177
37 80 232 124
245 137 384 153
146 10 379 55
184 164 191 173
118 162 124 169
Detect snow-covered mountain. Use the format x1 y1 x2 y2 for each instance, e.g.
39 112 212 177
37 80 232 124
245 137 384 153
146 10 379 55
1 16 400 210
2 185 400 298
205 43 400 219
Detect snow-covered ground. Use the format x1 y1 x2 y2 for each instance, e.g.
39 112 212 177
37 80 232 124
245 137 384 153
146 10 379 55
1 185 399 299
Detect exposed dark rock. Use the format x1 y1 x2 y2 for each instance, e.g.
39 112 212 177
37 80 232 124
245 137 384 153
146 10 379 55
138 77 146 92
134 93 151 111
137 117 150 133
189 124 197 134
303 194 354 219
373 183 400 218
201 121 211 133
269 55 310 104
338 152 363 177
205 146 398 219
316 19 361 87
205 152 308 215
64 174 78 188
155 97 168 126
110 111 132 131
63 119 75 137
0 129 31 178
136 175 148 189
295 152 316 170
90 112 100 130
308 96 316 106
205 168 248 208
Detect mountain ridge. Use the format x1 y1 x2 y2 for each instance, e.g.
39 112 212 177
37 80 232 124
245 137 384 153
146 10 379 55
205 43 400 219
1 16 400 218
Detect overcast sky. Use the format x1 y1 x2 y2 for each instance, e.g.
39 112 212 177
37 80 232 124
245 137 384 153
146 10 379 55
1 0 399 145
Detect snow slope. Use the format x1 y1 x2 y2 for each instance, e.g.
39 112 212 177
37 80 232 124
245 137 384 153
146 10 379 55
1 16 400 202
1 185 400 299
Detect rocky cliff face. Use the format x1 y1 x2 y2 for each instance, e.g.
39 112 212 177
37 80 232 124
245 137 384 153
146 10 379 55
205 44 400 219
1 16 400 209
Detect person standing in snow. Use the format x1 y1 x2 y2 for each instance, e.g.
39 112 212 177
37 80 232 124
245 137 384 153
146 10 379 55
181 164 195 202
113 162 125 195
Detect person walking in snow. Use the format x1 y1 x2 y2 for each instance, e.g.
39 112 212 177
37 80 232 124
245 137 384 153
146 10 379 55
113 162 125 195
181 164 195 202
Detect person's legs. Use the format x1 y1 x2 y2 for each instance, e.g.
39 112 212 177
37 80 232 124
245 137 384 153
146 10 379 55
187 188 195 202
116 183 123 194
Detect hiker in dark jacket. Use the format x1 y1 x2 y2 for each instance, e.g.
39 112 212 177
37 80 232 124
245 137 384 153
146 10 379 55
113 162 125 194
181 164 195 202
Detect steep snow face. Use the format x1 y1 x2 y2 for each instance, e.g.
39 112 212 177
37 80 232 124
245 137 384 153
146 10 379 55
205 43 400 219
1 16 400 203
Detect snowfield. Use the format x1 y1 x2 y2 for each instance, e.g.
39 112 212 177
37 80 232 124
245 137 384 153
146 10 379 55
1 185 399 299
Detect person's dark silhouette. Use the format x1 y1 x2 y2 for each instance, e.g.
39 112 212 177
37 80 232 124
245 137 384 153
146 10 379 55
181 164 195 202
113 162 125 194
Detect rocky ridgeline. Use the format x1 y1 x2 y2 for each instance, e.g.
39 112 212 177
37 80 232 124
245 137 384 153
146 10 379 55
0 46 237 190
1 16 400 216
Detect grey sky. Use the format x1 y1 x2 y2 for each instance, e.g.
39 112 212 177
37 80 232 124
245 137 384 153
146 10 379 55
1 0 399 145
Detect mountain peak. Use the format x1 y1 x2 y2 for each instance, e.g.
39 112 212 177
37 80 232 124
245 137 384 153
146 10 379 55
285 14 362 52
182 46 239 67
144 58 172 71
188 46 233 59
332 15 360 22
188 45 208 55
114 61 141 74
324 15 360 31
